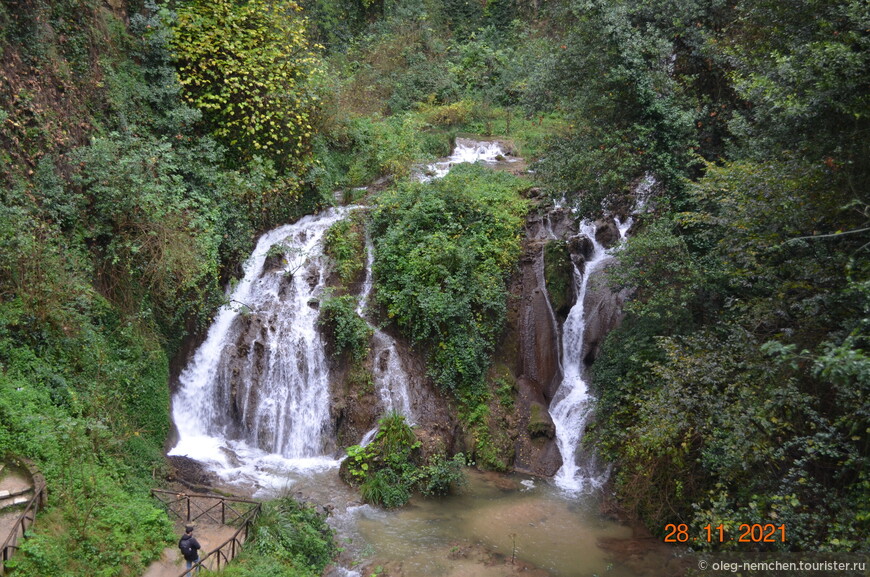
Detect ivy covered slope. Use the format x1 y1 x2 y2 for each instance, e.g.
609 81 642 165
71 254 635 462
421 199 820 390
519 0 869 552
0 0 328 575
370 165 529 471
371 164 529 398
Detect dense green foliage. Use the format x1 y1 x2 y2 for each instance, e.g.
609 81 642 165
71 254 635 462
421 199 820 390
554 0 870 552
0 1 328 575
220 497 337 577
370 164 528 396
171 0 322 170
318 294 372 362
342 413 466 507
593 159 869 550
323 211 367 287
543 239 574 317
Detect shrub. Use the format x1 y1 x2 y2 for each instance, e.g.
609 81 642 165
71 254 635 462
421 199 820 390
323 213 367 289
318 295 372 362
342 413 465 507
222 496 337 576
171 0 323 170
371 164 528 395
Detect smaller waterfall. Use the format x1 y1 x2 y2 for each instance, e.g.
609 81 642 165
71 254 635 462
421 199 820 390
357 235 414 428
419 138 516 181
548 221 620 493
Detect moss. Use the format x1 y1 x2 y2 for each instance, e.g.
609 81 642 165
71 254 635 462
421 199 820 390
543 239 573 316
527 402 555 439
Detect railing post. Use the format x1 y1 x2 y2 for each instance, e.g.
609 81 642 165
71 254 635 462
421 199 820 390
186 496 191 522
221 499 225 525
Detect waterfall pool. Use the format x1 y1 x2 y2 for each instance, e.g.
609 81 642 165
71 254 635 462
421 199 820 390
214 465 681 577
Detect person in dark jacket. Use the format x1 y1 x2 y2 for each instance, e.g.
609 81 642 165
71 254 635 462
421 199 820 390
178 524 202 574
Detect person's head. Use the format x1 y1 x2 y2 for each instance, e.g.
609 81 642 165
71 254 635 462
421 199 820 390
185 524 195 535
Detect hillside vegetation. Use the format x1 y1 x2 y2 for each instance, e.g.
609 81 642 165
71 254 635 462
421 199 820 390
0 0 866 574
0 0 326 575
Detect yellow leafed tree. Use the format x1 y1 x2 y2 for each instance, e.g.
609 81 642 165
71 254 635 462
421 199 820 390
171 0 322 171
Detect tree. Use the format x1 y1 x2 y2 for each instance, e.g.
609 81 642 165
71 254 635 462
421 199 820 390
171 0 323 171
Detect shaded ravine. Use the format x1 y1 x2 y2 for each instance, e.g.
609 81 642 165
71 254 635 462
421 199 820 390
165 142 675 577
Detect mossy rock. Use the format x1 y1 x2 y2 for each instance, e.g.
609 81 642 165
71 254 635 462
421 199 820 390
527 401 556 439
543 239 573 316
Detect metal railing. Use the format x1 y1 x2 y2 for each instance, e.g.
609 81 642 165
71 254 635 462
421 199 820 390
151 490 260 527
0 476 46 575
178 518 255 577
150 490 261 577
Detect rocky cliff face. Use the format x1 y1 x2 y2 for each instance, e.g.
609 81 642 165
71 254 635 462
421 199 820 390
330 325 460 456
325 198 629 477
506 207 569 476
501 203 630 477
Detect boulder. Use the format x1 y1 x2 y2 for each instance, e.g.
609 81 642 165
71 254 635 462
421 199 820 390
594 218 621 248
527 402 556 439
568 234 595 261
581 258 631 364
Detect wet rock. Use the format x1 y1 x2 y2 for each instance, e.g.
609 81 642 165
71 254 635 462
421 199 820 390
517 240 561 401
594 218 621 248
166 456 216 489
527 402 556 439
581 259 631 365
262 251 285 275
513 377 562 476
544 206 577 239
568 234 595 260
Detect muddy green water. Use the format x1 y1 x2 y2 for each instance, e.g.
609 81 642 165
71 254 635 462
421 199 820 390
276 468 680 577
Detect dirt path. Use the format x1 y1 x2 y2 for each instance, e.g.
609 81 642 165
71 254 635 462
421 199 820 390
142 521 241 577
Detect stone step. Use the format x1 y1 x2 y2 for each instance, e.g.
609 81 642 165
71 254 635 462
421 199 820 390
0 487 31 499
0 496 30 508
0 489 33 510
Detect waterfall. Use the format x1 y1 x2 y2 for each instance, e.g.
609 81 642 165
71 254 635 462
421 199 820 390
419 138 516 181
546 173 653 492
170 207 354 482
357 235 414 424
168 138 519 491
548 222 616 493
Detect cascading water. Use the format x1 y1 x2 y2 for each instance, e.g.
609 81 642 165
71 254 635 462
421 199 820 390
164 142 662 577
169 139 515 489
170 207 354 486
419 138 516 181
548 221 625 493
357 235 414 426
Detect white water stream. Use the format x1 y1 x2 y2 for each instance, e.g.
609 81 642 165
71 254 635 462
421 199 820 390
549 219 631 493
419 137 517 181
170 207 355 490
357 234 414 445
